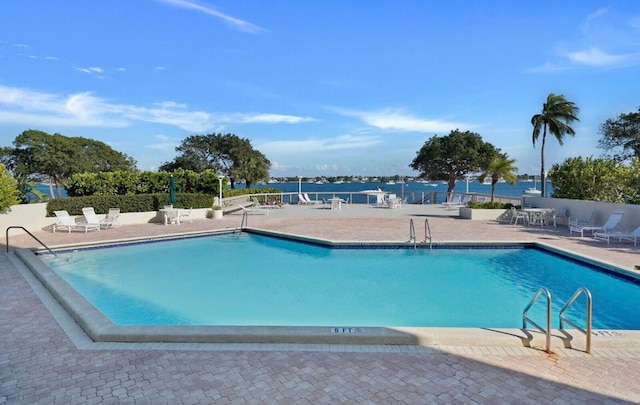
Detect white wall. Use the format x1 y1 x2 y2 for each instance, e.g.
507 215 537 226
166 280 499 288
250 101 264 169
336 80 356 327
523 197 640 230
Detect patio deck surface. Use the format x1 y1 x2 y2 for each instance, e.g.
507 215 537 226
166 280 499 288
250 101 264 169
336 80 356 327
2 203 640 404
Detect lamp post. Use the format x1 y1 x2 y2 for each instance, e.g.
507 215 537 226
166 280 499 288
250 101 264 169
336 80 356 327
217 175 225 206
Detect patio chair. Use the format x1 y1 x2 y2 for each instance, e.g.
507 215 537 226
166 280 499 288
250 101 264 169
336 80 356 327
82 207 118 229
554 207 568 227
53 210 100 233
179 207 193 223
510 207 529 225
594 226 640 246
163 208 181 225
570 210 624 237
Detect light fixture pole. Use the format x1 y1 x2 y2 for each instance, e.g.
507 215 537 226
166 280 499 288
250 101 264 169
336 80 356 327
217 175 225 206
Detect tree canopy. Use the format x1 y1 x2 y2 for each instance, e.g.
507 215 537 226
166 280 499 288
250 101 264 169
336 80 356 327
476 154 518 203
410 129 499 196
0 129 136 199
548 156 639 204
531 93 580 197
160 133 271 188
0 163 20 212
598 107 640 162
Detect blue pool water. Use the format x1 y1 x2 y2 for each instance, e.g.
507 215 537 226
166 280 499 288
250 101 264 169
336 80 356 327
41 233 640 329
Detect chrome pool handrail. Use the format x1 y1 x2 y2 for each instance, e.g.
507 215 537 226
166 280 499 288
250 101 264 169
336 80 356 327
559 287 592 353
523 287 552 353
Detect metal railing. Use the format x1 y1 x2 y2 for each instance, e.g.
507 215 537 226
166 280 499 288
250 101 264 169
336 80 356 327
423 218 432 249
239 211 248 231
523 287 552 353
234 191 523 207
559 287 592 353
408 218 417 249
5 226 57 257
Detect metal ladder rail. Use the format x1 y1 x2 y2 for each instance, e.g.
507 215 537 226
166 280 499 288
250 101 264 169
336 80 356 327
408 218 416 249
423 218 432 249
5 226 57 257
238 210 248 232
559 287 592 354
522 287 552 353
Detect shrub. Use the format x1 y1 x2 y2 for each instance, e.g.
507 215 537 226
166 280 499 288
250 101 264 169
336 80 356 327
466 201 513 209
46 193 215 216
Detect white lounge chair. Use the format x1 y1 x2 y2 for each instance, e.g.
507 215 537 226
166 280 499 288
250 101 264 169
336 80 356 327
53 210 100 233
570 210 624 237
240 204 269 215
106 208 121 227
568 210 594 235
297 193 309 205
304 193 323 205
594 226 640 246
441 193 462 209
82 207 118 229
252 197 282 209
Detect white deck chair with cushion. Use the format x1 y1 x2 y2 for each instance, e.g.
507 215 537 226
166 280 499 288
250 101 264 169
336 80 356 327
82 207 118 229
53 210 100 233
570 210 624 237
594 226 640 246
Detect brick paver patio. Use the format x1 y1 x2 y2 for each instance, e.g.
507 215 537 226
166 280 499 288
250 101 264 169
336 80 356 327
2 204 640 404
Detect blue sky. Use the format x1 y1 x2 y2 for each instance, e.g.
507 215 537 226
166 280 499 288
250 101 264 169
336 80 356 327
1 1 639 177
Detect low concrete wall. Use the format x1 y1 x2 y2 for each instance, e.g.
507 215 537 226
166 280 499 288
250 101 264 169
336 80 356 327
522 197 640 231
1 203 211 235
459 207 510 221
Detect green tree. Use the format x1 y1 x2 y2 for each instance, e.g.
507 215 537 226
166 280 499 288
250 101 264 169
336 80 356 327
410 129 499 197
548 156 638 203
162 133 271 188
2 130 136 199
531 93 580 197
0 164 20 212
476 154 518 203
598 107 640 162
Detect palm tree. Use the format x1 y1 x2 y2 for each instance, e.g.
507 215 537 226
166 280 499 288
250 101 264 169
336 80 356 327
477 154 518 203
531 93 580 197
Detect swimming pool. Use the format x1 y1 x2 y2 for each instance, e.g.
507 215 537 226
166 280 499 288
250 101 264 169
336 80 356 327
36 232 640 333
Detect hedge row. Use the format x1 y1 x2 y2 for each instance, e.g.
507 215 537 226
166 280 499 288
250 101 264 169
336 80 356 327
46 187 282 216
65 169 224 196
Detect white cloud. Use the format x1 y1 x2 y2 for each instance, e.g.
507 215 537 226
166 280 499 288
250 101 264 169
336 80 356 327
565 47 640 67
333 107 466 133
531 8 640 72
156 0 265 34
0 84 313 132
146 134 179 151
259 134 382 155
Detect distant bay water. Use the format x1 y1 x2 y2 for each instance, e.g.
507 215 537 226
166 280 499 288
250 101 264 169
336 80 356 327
247 180 549 204
36 179 548 204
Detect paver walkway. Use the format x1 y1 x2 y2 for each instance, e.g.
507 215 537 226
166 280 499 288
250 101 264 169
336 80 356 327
2 204 640 404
